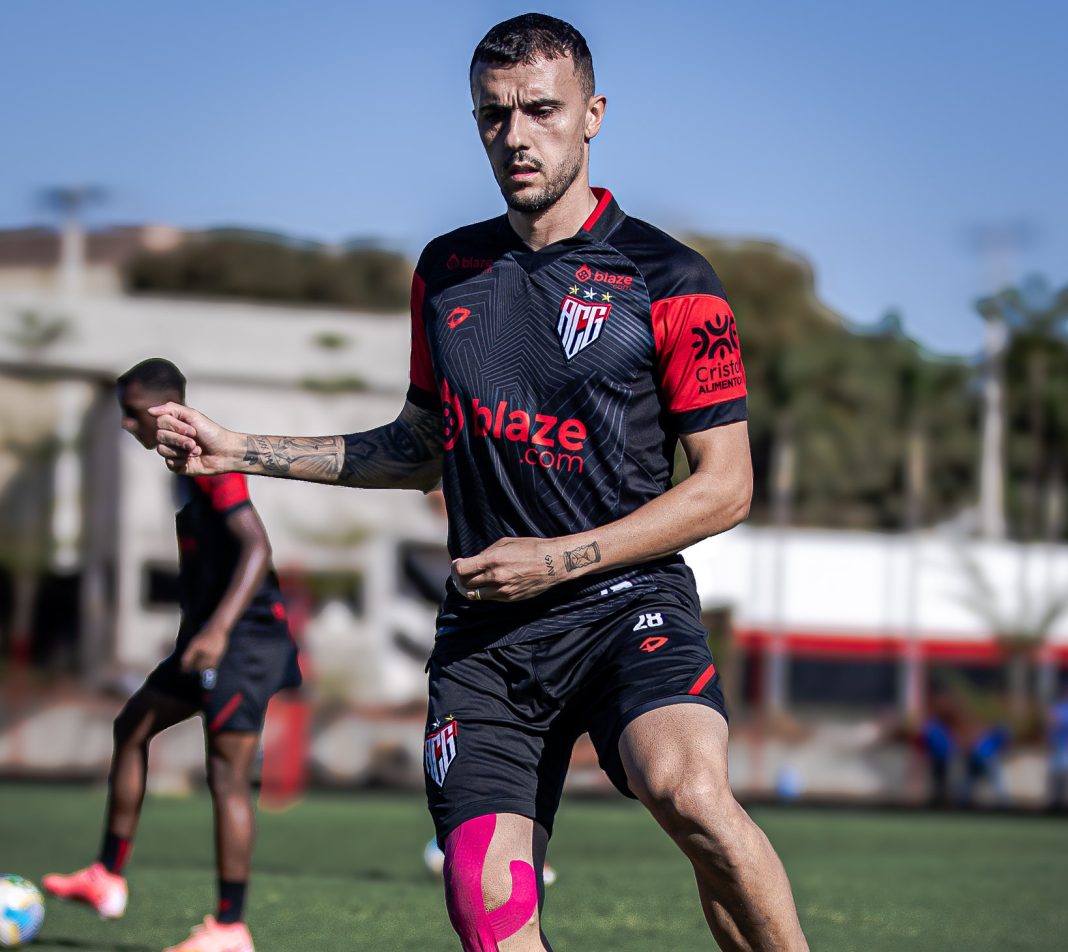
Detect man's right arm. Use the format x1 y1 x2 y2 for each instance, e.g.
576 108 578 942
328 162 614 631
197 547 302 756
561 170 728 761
151 399 443 492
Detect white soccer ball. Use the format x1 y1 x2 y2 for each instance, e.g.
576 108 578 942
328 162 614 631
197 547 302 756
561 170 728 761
423 838 446 876
0 875 44 948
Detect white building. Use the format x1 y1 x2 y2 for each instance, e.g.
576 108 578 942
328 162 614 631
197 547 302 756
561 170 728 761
687 526 1068 715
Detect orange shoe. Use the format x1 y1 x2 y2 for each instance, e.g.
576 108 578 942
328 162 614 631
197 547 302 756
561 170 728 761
42 862 128 919
163 916 255 952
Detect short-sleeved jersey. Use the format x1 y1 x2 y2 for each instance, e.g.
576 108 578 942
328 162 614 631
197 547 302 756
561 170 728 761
175 473 287 633
408 189 747 640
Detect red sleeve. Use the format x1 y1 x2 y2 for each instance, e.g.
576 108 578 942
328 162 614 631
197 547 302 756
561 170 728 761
651 294 747 432
408 271 436 397
193 473 251 514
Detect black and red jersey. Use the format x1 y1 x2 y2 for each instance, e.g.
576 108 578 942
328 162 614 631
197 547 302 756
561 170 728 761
407 189 747 639
175 473 286 634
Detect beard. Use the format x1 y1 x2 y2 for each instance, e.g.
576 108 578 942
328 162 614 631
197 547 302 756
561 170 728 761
498 148 584 214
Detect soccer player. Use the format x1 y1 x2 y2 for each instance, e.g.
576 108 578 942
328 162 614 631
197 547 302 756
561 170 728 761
150 14 809 950
44 358 300 952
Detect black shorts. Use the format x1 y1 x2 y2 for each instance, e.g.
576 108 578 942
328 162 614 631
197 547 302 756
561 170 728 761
145 620 301 734
424 584 726 842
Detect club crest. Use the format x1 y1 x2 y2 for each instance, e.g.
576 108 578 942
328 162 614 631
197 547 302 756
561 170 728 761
557 294 611 360
424 717 459 787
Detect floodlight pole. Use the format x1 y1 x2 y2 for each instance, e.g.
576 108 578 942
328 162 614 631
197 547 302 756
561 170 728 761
978 306 1008 540
968 222 1035 540
40 185 102 300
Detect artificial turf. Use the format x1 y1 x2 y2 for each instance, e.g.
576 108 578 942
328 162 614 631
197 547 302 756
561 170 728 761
3 784 1065 950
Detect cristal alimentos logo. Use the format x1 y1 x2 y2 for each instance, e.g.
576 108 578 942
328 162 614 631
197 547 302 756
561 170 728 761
690 310 745 397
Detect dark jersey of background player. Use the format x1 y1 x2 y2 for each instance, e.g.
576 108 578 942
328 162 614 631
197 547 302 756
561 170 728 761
175 473 287 634
152 469 301 725
407 188 747 641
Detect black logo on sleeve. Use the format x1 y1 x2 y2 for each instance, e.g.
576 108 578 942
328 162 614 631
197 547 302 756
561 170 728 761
691 314 738 360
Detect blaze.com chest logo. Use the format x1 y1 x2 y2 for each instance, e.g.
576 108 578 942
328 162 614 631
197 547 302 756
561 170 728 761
439 377 589 474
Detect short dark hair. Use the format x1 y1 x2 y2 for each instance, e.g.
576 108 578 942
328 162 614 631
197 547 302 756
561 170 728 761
117 357 186 398
470 13 595 100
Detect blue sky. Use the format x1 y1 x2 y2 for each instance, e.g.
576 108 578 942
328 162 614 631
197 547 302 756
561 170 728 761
5 0 1066 354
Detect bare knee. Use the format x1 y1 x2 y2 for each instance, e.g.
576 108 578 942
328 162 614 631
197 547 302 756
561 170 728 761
207 752 250 801
637 768 744 859
113 708 151 752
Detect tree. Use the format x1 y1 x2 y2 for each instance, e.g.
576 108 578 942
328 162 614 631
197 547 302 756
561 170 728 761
954 545 1068 723
687 237 978 531
124 233 411 312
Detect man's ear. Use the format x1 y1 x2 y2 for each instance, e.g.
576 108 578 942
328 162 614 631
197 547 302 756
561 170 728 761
585 95 607 141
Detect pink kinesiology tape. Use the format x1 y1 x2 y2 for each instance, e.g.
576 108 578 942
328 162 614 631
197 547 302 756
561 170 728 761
443 814 539 950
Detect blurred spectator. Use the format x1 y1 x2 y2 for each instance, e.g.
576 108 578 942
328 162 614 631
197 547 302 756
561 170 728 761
920 695 957 806
959 724 1010 808
1048 689 1068 811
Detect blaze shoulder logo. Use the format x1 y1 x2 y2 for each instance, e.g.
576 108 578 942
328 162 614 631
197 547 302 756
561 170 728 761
446 252 494 273
557 294 611 360
425 717 459 788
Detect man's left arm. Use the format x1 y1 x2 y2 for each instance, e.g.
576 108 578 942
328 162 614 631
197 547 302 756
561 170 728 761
181 503 273 674
452 420 751 601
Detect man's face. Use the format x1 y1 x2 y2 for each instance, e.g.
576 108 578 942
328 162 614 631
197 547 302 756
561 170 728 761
472 54 603 214
118 380 175 449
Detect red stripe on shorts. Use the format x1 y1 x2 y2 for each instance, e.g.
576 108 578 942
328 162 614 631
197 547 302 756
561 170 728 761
688 663 716 695
209 692 244 733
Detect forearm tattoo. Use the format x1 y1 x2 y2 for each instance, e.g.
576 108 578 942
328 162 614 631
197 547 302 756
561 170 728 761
339 404 442 488
563 541 601 573
240 403 442 489
243 435 341 478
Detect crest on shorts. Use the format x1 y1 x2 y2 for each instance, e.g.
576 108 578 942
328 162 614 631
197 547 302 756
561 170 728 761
425 717 459 788
557 293 611 360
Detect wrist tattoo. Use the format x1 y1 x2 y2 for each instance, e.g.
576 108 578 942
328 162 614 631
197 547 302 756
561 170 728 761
244 435 282 472
563 541 601 573
244 435 342 478
544 554 555 577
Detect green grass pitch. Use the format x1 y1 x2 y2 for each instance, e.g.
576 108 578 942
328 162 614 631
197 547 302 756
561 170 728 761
3 784 1066 950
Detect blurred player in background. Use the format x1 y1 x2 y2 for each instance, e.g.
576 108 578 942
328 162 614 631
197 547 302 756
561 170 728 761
1049 687 1068 810
44 358 300 952
150 13 807 951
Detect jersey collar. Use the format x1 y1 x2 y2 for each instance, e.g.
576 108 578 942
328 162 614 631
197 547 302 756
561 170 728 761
497 186 625 253
580 187 624 240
